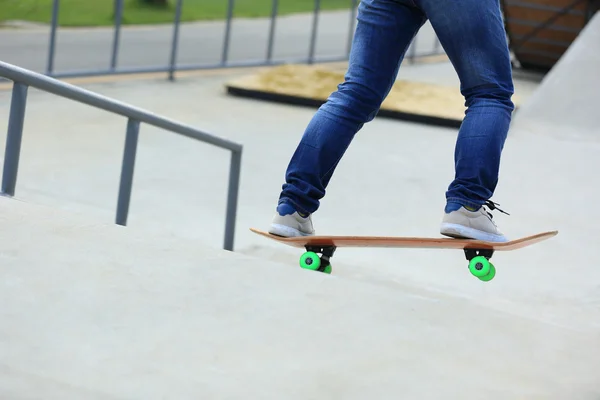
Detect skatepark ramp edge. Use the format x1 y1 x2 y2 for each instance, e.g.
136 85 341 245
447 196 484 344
509 10 600 139
0 60 243 250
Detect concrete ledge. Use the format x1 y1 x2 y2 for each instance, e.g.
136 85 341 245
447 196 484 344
225 64 468 129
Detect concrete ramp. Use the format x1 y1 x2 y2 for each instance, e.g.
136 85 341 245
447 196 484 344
510 11 600 140
0 196 598 399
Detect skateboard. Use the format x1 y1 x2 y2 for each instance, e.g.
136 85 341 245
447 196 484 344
249 228 558 282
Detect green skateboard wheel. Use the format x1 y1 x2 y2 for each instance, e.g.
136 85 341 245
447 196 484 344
323 264 332 274
299 251 321 271
468 256 491 277
478 264 496 281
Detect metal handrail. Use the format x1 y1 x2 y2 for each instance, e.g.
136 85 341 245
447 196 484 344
0 60 243 251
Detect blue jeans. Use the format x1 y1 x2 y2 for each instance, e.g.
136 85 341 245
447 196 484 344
278 0 515 215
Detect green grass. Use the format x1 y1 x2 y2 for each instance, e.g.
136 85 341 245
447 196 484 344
0 0 353 27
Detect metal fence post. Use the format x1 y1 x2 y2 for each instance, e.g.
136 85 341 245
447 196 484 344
111 0 124 70
266 0 279 62
408 35 418 63
1 82 29 197
116 118 140 226
168 0 184 81
346 0 358 56
222 0 235 66
46 0 60 75
308 0 321 64
223 149 242 251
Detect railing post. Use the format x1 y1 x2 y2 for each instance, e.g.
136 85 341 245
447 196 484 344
2 82 29 197
111 0 124 71
346 0 358 57
223 149 242 251
116 118 140 226
168 0 184 81
407 35 418 63
266 0 279 63
46 0 60 75
222 0 235 66
308 0 321 64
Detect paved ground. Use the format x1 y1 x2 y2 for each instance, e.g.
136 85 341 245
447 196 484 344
0 56 584 301
0 10 441 76
0 13 599 399
0 196 598 399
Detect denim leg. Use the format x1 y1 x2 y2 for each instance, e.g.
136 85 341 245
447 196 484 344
278 0 426 215
418 0 515 209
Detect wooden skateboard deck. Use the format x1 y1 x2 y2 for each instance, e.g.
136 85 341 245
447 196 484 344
250 228 558 281
250 228 558 251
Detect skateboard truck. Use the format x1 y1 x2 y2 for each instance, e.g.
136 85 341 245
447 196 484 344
464 248 494 261
302 245 336 274
463 248 496 281
301 245 498 279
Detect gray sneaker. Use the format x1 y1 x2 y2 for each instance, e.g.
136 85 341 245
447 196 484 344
268 203 315 237
440 201 508 242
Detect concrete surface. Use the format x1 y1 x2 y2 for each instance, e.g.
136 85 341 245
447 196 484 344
0 10 441 76
0 21 599 397
0 60 593 306
0 197 598 399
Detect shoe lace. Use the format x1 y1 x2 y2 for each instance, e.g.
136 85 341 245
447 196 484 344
483 200 510 220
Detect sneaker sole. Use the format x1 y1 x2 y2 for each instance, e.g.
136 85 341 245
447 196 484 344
268 223 313 238
440 223 508 242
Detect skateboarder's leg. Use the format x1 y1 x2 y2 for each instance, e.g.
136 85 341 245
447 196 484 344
421 0 515 241
276 0 426 216
423 0 514 207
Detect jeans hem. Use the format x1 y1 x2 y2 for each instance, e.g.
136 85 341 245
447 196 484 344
278 197 312 216
446 196 484 209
